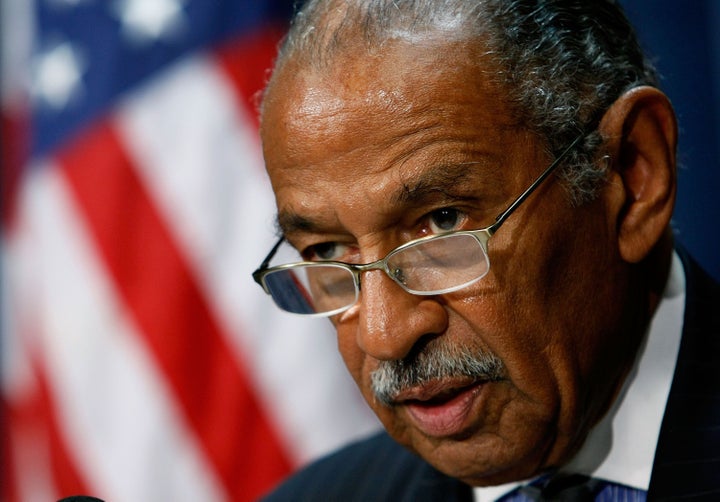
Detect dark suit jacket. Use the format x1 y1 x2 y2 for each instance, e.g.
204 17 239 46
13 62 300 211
263 251 720 501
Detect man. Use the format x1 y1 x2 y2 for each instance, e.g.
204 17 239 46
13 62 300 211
253 0 720 499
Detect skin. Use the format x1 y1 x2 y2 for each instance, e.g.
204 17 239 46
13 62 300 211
260 35 677 486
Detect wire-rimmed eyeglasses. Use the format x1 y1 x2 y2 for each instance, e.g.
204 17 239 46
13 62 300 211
253 134 584 317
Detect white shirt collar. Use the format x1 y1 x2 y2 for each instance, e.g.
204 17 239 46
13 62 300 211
474 252 686 501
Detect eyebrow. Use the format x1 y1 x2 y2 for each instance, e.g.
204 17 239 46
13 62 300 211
276 211 321 237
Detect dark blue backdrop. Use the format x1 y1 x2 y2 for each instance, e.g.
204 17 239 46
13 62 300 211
623 1 720 280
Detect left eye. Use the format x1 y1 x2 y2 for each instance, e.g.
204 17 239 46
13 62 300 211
428 208 465 234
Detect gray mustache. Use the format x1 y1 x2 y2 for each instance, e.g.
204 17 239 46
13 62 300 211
370 342 505 405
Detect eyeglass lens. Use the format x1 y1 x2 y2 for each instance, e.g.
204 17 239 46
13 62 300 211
262 233 489 315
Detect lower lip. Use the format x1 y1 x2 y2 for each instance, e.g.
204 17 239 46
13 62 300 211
404 383 485 438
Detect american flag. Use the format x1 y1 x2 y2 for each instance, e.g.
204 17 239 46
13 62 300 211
1 0 378 500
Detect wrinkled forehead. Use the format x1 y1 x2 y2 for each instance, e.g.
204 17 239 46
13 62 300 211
260 36 515 157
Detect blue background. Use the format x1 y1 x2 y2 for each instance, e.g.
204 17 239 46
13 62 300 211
623 1 720 280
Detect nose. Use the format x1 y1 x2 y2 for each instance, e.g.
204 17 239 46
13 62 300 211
354 269 448 361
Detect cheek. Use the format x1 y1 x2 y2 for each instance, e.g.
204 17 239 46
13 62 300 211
335 321 413 439
457 294 567 436
336 323 364 385
336 322 385 411
473 203 625 433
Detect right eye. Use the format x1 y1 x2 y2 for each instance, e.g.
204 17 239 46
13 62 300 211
303 242 349 262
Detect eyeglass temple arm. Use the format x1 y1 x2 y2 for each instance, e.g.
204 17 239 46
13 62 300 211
488 134 584 235
253 236 286 282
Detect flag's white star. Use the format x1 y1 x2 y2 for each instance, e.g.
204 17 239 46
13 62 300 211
114 0 186 45
32 41 85 110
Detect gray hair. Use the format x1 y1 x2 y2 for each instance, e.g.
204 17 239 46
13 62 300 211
268 0 658 203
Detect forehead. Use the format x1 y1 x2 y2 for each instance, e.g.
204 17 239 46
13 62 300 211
260 39 526 236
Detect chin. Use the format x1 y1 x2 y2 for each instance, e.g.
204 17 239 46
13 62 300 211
427 438 539 484
385 415 564 487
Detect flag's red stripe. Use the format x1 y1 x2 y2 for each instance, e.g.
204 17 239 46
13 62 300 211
35 365 95 498
1 110 30 229
2 360 93 501
2 397 22 502
214 26 286 131
57 121 292 500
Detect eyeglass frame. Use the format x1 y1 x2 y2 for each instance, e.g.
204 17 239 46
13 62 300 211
253 133 585 315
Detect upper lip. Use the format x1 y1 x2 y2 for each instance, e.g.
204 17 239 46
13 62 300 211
391 376 482 405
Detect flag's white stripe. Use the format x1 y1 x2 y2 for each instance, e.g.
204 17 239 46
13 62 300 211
115 54 379 464
2 231 59 502
14 162 226 502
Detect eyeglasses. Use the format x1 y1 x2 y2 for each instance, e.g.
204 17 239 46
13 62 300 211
253 135 583 317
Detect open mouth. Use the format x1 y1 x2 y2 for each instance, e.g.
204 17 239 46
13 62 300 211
395 379 487 438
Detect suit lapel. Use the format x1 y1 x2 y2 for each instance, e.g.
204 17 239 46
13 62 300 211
648 250 720 499
403 461 474 502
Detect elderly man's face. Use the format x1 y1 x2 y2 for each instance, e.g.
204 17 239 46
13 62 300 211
261 39 640 485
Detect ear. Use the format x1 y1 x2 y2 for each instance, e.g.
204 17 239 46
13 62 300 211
598 86 678 263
